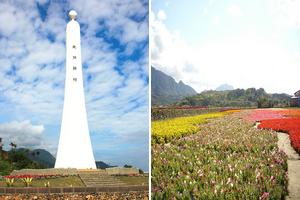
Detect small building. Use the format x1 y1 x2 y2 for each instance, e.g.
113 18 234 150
290 90 300 107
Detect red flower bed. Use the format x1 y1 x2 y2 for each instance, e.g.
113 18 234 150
258 118 300 153
244 109 284 122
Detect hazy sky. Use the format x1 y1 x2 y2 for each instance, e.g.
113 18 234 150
151 0 300 94
0 0 148 171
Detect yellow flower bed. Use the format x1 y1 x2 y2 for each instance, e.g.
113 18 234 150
152 110 239 144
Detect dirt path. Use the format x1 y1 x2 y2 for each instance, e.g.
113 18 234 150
277 132 300 200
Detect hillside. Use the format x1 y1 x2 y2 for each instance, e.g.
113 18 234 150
17 148 55 168
95 161 116 169
151 66 197 105
0 149 46 175
179 88 290 108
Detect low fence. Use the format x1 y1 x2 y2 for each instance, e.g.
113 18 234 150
0 185 148 194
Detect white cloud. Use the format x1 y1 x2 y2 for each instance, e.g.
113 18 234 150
0 121 44 149
157 10 167 21
226 4 242 17
267 0 300 28
212 15 220 25
151 9 300 94
151 11 198 82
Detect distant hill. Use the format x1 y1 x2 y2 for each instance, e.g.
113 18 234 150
152 66 197 105
180 88 291 108
216 84 234 91
17 148 55 168
95 161 116 169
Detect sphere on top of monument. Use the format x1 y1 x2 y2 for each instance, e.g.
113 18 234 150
69 10 77 20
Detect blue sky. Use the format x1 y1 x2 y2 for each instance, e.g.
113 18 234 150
152 0 300 94
0 0 149 171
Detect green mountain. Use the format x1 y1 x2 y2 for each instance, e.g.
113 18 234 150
95 161 116 169
17 148 55 168
152 66 197 105
0 149 46 175
179 88 290 108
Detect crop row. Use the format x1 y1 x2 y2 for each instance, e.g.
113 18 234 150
258 118 300 153
244 109 284 122
245 108 300 154
152 110 238 144
152 113 288 199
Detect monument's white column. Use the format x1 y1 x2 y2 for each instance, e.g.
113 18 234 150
55 10 96 169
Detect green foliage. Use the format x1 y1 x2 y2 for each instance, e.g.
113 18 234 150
180 88 290 108
257 97 274 108
8 150 45 170
0 158 11 176
0 150 46 175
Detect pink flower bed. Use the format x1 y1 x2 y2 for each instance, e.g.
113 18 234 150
244 109 284 122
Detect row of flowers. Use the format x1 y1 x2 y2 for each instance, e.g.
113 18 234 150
152 110 239 144
245 108 300 154
258 118 300 153
244 109 284 122
4 175 33 187
152 112 288 199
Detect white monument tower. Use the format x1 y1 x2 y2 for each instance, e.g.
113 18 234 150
55 10 96 169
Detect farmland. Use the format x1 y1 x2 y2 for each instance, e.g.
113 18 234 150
151 108 300 199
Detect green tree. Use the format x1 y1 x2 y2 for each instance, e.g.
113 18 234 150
0 157 11 175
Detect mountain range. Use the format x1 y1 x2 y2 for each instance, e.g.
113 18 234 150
151 66 197 105
180 88 291 108
15 148 116 169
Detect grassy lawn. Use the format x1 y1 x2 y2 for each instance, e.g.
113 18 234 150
0 175 84 187
116 176 149 186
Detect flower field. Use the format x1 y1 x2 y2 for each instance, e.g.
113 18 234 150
152 110 239 144
244 109 284 122
278 109 300 118
245 108 300 154
259 118 300 154
152 112 288 199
